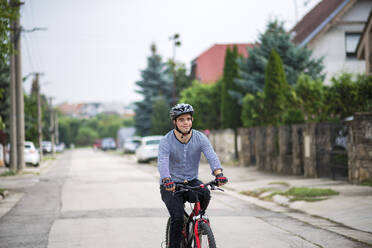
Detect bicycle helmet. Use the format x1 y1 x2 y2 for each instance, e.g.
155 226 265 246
170 103 194 120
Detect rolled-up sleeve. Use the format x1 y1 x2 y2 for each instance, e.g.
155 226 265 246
158 138 171 180
200 134 222 174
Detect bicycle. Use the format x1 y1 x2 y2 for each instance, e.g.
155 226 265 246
164 180 223 248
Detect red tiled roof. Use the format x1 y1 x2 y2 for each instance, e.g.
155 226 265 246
291 0 346 45
57 103 84 116
192 43 253 84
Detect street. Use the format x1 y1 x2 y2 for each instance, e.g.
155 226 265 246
0 149 370 248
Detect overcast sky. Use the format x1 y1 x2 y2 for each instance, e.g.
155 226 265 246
21 0 321 105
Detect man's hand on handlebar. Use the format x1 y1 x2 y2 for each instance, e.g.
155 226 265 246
215 172 228 187
162 177 175 192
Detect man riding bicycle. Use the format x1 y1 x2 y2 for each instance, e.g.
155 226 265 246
158 103 228 248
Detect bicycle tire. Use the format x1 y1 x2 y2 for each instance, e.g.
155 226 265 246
165 216 189 248
193 221 216 248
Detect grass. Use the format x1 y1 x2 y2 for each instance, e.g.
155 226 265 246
285 187 339 198
268 181 290 187
240 188 277 198
22 171 40 176
0 171 16 177
42 155 56 162
240 186 339 203
0 188 4 194
281 187 338 202
361 179 372 187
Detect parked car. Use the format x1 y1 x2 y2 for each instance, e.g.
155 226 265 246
92 139 101 150
101 137 117 151
24 141 40 166
123 137 141 153
42 141 53 154
135 135 163 163
55 142 65 153
5 141 40 167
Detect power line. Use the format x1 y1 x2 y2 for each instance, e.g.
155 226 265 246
23 34 35 72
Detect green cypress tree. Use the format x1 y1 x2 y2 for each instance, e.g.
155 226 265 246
134 44 172 136
263 49 291 125
221 45 242 159
221 45 241 129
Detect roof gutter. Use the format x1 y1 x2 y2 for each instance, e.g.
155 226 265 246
299 0 351 48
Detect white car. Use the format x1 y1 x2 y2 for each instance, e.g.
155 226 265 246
123 137 141 153
55 142 65 153
24 141 40 167
135 136 163 163
42 141 53 153
5 141 40 167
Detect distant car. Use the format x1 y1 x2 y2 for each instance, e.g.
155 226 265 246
55 142 65 153
42 141 53 154
92 139 101 149
135 135 163 163
101 137 117 151
123 137 141 153
24 141 40 166
5 141 40 167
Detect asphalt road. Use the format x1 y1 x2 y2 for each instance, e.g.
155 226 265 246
0 149 370 248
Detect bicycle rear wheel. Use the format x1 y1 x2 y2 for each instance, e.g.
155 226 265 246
165 216 189 248
193 221 216 248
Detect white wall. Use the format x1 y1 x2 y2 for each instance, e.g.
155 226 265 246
308 0 372 85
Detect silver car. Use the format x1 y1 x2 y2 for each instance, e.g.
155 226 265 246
135 136 163 163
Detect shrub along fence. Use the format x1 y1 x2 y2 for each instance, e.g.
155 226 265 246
208 112 372 184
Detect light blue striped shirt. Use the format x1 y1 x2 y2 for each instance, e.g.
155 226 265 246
158 129 222 183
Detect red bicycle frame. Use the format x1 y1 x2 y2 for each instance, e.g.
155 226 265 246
184 185 210 248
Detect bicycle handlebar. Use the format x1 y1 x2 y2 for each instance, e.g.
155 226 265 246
174 180 224 194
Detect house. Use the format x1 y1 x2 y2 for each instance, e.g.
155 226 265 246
291 0 372 83
190 43 254 84
356 9 372 74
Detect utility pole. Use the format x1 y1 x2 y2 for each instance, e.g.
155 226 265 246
33 73 44 161
169 33 181 105
15 2 25 172
49 97 55 155
9 0 25 172
9 17 17 173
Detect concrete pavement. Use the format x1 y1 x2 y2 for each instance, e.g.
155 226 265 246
1 152 372 246
198 164 372 245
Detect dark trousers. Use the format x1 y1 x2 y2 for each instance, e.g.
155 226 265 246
160 179 211 248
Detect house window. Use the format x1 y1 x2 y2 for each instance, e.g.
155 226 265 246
345 33 361 58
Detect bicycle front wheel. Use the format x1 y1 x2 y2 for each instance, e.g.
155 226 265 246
193 221 216 248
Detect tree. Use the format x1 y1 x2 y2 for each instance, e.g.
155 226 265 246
0 0 18 62
0 54 10 133
325 73 372 119
221 45 242 159
234 19 324 103
263 49 292 125
179 80 222 130
134 44 172 136
295 73 326 122
241 92 265 128
75 127 99 146
24 93 38 144
221 45 242 129
151 97 172 135
0 88 5 130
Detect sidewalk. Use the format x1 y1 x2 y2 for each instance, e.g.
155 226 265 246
199 164 372 245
